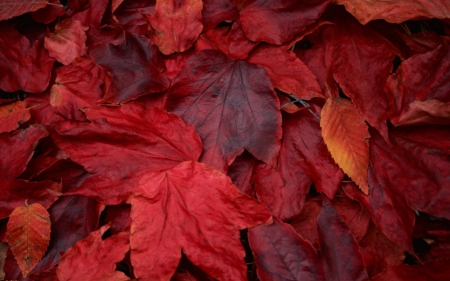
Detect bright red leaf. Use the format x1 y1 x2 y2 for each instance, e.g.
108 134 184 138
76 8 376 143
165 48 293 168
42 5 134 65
0 0 49 21
318 198 369 281
165 49 282 172
57 225 130 281
334 0 450 24
51 104 202 205
148 0 203 55
90 32 170 104
248 217 324 281
44 18 88 65
6 202 51 277
130 161 271 280
0 101 30 133
201 0 238 31
0 25 54 93
239 0 331 44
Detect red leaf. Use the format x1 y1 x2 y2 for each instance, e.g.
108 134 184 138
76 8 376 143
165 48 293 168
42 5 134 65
57 225 130 281
247 45 323 100
253 109 343 220
0 0 49 21
323 10 397 142
44 18 88 65
386 38 450 126
0 126 61 219
290 199 322 250
248 217 324 281
130 161 271 280
165 50 282 172
0 101 31 133
51 104 202 205
148 0 203 55
320 98 370 194
0 26 54 93
90 32 170 104
239 0 331 44
334 0 450 24
318 198 369 281
50 64 103 121
6 202 51 277
202 0 239 32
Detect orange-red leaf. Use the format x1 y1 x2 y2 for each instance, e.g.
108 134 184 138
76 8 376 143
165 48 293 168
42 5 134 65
0 101 31 133
320 98 370 194
148 0 203 55
6 202 51 277
0 0 48 21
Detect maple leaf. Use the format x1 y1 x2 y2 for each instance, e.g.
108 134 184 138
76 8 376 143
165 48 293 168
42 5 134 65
44 18 88 65
130 161 271 280
148 0 203 55
0 101 31 133
333 0 450 24
90 32 170 104
6 201 51 277
165 49 282 172
0 25 55 93
238 0 331 44
248 217 324 281
51 104 202 205
57 225 130 281
320 97 370 194
0 0 49 21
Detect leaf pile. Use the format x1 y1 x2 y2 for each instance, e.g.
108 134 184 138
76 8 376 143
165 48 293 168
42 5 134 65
1 0 450 280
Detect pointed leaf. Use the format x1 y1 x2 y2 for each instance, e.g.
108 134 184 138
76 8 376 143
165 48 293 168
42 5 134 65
165 50 282 172
148 0 203 55
0 0 49 20
6 202 51 277
57 225 130 281
318 198 369 281
130 161 271 280
320 98 370 194
248 217 325 281
0 101 31 133
44 18 88 65
90 32 170 104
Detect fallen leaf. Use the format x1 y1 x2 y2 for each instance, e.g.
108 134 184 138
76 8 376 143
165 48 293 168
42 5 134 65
320 97 370 194
165 49 282 172
6 202 51 277
130 161 271 280
0 0 49 21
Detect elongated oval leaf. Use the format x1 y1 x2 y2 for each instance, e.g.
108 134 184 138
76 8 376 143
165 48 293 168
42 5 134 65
6 202 51 277
320 97 370 194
